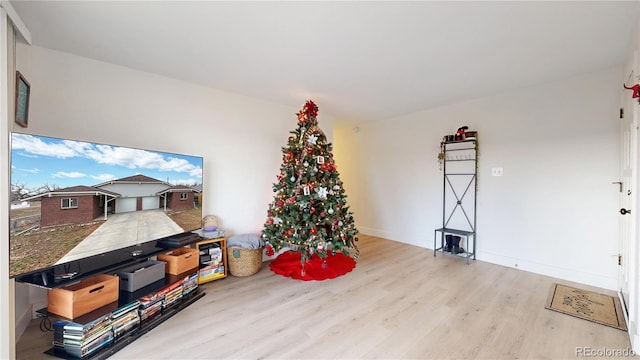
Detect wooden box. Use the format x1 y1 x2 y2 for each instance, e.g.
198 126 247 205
47 274 119 319
157 247 199 275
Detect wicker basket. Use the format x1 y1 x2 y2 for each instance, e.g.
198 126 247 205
227 246 263 277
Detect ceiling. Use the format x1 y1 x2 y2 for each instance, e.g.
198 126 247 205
10 1 639 126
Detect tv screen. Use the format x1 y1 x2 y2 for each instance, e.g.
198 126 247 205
9 132 203 279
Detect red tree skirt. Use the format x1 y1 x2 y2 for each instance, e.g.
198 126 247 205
269 251 356 281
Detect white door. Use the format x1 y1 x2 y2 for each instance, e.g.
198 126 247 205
142 196 159 210
619 58 639 328
115 198 136 213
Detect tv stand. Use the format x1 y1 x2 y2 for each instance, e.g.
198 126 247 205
17 232 208 359
14 231 204 289
41 269 205 359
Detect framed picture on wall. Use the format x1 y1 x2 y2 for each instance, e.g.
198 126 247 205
15 71 30 128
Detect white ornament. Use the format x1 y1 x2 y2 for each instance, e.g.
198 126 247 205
328 208 334 214
316 187 328 199
312 167 318 173
338 221 343 226
308 134 318 145
333 185 340 190
290 176 296 182
328 189 334 195
304 161 309 167
274 217 282 224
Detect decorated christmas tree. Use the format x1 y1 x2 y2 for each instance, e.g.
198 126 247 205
262 100 359 274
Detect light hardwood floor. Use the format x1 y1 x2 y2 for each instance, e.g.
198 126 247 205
17 235 632 359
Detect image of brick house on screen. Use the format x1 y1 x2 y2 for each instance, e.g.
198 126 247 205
25 174 199 227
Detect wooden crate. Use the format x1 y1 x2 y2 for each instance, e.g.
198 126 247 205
157 247 199 275
47 274 119 319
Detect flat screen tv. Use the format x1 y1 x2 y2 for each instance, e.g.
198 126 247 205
9 132 203 281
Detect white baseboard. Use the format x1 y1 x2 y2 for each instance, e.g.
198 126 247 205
478 250 617 291
357 227 393 240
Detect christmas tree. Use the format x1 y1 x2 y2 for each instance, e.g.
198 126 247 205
262 100 359 270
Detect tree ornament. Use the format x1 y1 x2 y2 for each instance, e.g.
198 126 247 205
265 243 275 257
308 134 318 145
316 186 328 199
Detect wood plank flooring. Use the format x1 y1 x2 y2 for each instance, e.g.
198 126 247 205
17 235 632 359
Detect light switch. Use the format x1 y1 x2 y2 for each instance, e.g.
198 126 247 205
492 167 503 177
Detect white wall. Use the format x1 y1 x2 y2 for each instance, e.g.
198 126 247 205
335 67 621 290
11 44 334 342
16 43 334 234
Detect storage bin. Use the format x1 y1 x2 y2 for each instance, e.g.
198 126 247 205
117 260 165 292
157 247 199 275
47 274 119 319
227 247 263 277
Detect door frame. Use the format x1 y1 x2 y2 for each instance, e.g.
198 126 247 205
620 52 640 352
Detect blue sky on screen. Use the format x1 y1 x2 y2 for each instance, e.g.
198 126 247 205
10 133 203 191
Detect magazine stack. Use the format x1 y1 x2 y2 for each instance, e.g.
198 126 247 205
138 293 164 323
182 273 198 296
198 242 225 282
111 300 140 338
155 279 184 310
52 313 113 358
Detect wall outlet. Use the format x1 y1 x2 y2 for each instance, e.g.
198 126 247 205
492 167 504 177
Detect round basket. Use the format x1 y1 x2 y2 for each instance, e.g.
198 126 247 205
227 246 263 277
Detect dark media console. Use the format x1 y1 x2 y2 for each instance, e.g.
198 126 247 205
14 232 202 289
18 231 207 359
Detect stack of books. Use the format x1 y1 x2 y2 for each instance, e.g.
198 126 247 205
182 273 198 296
138 293 164 323
111 300 141 338
52 314 113 358
198 242 225 283
158 279 184 310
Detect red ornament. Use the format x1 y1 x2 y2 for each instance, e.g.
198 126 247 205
276 199 285 207
311 227 317 234
310 207 316 214
320 212 326 217
265 244 275 257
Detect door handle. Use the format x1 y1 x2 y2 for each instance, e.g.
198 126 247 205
612 181 623 193
620 208 632 215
